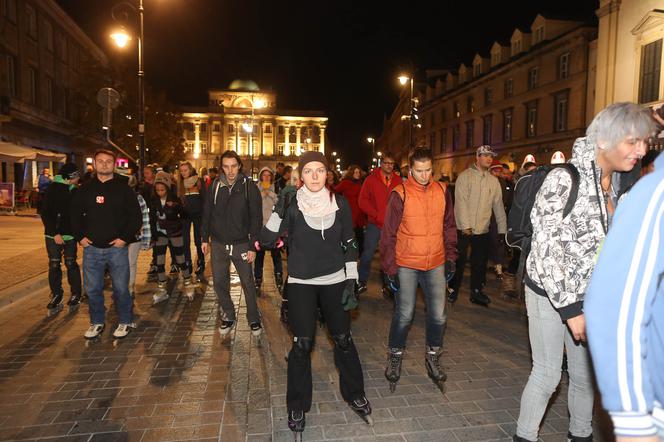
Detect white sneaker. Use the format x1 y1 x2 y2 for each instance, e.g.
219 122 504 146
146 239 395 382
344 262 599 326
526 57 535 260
84 324 105 339
113 323 133 339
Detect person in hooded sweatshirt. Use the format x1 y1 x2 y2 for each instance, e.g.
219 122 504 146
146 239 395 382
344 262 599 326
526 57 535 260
513 102 655 442
40 163 82 313
260 151 372 437
254 166 282 293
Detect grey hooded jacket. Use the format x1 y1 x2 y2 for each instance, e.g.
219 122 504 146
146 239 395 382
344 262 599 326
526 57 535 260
525 136 635 320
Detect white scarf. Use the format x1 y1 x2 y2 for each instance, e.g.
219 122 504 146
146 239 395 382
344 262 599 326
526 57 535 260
297 186 338 218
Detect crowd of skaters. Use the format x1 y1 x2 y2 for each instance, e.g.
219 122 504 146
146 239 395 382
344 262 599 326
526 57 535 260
36 101 664 440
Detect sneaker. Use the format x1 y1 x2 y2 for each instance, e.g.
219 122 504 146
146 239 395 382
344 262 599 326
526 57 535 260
219 319 236 337
170 264 179 275
113 323 134 339
195 262 204 276
153 282 169 304
355 282 367 295
447 287 458 304
84 324 105 339
470 289 491 306
250 321 262 337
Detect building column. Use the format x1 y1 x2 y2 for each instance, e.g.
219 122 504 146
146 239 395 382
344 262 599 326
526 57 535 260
235 120 240 153
319 125 326 154
260 119 265 156
284 124 290 156
296 125 302 156
194 122 201 158
594 0 621 113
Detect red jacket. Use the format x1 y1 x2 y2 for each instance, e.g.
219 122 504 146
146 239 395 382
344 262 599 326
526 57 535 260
358 168 402 228
335 179 366 228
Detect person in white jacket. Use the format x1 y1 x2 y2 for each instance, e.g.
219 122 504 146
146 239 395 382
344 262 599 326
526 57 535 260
449 145 506 306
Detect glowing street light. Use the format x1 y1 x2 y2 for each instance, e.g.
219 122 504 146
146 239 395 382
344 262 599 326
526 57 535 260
377 151 382 157
398 75 410 86
398 73 415 153
332 151 337 156
110 27 131 48
336 158 341 163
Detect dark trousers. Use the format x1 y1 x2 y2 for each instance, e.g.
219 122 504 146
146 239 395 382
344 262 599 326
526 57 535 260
451 232 489 293
210 240 260 324
182 217 204 272
254 248 283 281
287 282 365 412
354 226 365 256
45 237 82 297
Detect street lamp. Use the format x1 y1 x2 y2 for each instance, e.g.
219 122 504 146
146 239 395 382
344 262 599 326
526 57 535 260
398 74 415 154
110 0 146 183
366 136 375 160
246 96 265 180
332 151 337 157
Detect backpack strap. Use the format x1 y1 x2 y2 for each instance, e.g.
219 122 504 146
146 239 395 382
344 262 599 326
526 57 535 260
558 164 580 218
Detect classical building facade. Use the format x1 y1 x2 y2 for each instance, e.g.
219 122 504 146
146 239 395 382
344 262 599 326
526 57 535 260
0 0 108 188
378 15 598 179
180 80 327 178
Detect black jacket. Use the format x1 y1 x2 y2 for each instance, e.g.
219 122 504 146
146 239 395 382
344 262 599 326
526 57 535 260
70 175 142 248
40 179 76 237
201 174 262 250
181 178 206 219
149 191 185 238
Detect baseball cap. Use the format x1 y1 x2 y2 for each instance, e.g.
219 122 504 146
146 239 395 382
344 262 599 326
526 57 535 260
476 145 497 157
489 159 503 170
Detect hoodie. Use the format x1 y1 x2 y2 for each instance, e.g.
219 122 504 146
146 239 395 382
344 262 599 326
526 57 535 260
357 167 402 228
526 136 633 320
40 175 76 240
201 173 262 250
257 167 278 225
585 152 664 439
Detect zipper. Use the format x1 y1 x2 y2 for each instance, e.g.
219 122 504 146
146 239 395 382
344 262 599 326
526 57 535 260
590 160 609 235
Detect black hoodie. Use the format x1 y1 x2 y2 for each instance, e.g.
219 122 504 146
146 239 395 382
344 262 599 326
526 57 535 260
70 175 141 248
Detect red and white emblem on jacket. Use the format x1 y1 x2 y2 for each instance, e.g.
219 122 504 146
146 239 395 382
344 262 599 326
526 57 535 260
96 196 105 204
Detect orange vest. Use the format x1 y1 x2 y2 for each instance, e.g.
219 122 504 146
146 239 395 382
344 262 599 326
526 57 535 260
394 177 447 271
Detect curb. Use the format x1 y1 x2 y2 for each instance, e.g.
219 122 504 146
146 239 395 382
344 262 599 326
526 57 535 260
0 271 49 311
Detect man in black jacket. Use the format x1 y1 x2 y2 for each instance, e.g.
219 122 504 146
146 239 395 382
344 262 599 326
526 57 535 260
201 150 263 338
70 149 141 340
40 163 82 314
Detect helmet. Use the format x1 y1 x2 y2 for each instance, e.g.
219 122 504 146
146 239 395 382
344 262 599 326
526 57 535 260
523 154 536 165
551 151 566 165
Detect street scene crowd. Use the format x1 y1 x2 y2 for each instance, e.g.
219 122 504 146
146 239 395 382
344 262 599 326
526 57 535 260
34 101 664 441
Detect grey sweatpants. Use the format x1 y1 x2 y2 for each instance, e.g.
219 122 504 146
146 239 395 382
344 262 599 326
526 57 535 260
210 240 260 324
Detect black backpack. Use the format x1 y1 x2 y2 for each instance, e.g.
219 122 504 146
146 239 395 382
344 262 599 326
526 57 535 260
505 163 580 294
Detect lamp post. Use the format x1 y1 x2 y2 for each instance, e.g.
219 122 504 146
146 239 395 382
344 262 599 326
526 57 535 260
243 96 265 180
366 136 375 162
398 75 415 155
110 0 145 183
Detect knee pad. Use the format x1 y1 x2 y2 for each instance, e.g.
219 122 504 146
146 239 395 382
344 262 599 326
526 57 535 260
64 258 78 270
291 336 313 358
49 259 61 270
332 332 353 352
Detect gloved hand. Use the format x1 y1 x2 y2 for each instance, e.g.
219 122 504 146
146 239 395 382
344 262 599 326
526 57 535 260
274 186 297 218
385 273 400 293
444 260 456 283
341 279 358 311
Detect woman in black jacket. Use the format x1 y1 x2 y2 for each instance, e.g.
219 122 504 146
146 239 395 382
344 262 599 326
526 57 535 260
149 172 194 303
177 161 205 278
260 151 372 439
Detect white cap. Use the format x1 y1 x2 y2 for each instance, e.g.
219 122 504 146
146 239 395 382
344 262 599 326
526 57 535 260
522 154 536 165
551 151 566 164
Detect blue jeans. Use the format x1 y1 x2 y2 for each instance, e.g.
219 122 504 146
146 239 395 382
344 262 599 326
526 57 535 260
83 245 133 325
358 223 381 283
254 248 283 280
388 265 448 349
182 217 204 271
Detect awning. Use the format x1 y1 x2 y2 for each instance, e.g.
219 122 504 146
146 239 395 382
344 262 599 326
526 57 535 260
0 141 67 163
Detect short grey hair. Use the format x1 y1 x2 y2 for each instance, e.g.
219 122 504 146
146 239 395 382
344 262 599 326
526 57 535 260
586 102 656 151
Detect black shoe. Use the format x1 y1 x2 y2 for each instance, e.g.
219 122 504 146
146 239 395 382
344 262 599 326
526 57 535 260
288 409 305 433
447 287 458 303
513 436 536 442
195 262 204 276
470 289 491 306
355 282 367 295
170 264 179 275
250 321 262 337
567 433 592 442
67 294 82 306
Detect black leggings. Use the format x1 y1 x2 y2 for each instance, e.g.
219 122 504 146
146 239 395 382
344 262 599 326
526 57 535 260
286 281 365 412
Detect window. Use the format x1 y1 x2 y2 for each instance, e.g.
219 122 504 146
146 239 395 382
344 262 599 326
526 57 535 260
512 39 521 56
452 125 460 151
466 96 474 113
213 123 220 132
453 102 460 118
473 63 481 77
554 91 569 132
276 144 284 155
200 142 208 154
534 26 544 44
465 120 474 148
440 107 446 122
45 77 53 112
639 39 662 104
57 85 66 117
200 123 207 132
483 115 493 145
2 0 17 23
278 125 284 135
528 67 539 90
504 78 513 98
491 52 500 66
228 124 235 133
44 20 53 52
25 3 37 39
429 132 436 149
57 33 67 62
502 108 513 142
484 87 493 106
27 67 37 105
5 54 17 97
559 52 570 80
265 124 272 134
440 128 447 152
526 101 538 137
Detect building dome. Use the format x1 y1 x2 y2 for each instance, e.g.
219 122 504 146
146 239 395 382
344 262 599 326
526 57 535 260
228 79 260 92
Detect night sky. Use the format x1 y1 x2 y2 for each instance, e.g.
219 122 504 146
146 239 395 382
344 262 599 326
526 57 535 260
56 0 598 167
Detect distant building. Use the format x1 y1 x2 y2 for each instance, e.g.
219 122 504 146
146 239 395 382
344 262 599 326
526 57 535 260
179 80 328 179
0 0 108 189
378 14 597 179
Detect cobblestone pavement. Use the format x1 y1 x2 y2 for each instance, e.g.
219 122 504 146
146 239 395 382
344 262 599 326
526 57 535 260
0 248 614 441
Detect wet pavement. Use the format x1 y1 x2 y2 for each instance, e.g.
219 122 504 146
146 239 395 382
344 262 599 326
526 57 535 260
0 237 613 441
